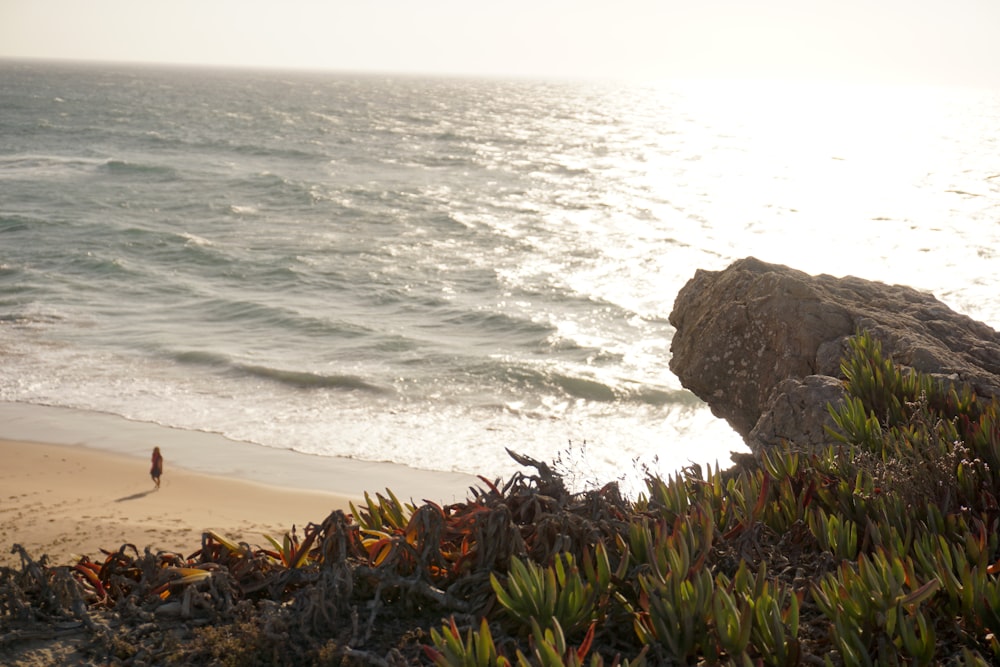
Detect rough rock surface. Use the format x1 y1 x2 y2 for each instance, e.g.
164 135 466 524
669 257 1000 453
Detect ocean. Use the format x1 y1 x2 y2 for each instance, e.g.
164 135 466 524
2 60 999 494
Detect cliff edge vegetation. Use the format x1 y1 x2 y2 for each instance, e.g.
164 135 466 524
3 332 1000 665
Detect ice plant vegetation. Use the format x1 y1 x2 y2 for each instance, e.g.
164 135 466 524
3 330 1000 664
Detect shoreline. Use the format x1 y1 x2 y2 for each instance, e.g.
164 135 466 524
0 401 482 567
0 401 481 502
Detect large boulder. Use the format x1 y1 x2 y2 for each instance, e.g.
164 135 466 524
669 257 1000 453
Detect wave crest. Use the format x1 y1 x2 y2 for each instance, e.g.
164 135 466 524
103 159 179 181
170 349 386 394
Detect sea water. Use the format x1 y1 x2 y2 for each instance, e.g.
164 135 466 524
2 61 999 493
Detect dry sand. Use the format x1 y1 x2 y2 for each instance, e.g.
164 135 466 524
0 402 482 566
0 438 357 566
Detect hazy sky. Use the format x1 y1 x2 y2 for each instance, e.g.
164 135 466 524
3 0 999 88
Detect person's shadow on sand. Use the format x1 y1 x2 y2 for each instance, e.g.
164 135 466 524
114 489 157 503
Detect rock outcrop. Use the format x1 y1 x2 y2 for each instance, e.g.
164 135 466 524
668 257 1000 454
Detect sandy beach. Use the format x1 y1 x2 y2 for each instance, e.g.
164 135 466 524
0 402 482 567
0 438 355 566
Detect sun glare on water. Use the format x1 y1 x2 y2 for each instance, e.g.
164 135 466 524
632 78 997 298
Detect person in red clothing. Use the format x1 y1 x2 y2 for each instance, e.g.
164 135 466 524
150 446 163 489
